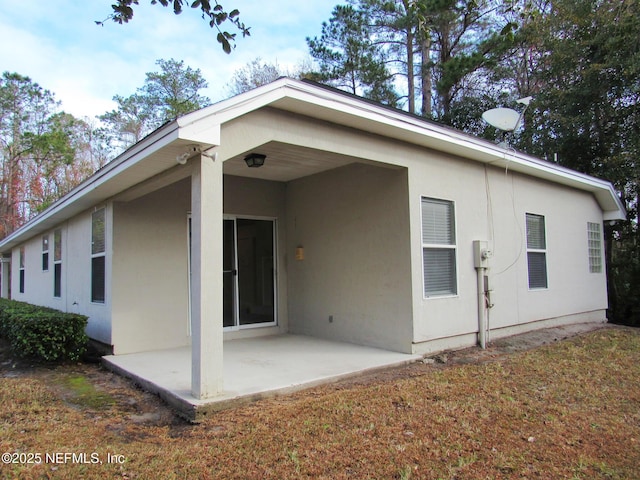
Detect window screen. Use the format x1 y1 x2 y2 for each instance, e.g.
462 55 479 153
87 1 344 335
526 213 547 289
91 209 106 303
42 235 49 271
54 264 62 298
19 246 25 293
53 229 62 298
54 229 62 262
91 209 106 255
422 198 457 297
91 257 105 303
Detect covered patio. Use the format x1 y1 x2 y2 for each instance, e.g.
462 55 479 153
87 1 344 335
103 334 422 421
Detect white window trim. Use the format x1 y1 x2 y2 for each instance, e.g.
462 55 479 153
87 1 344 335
91 207 107 304
421 196 458 299
42 234 49 272
53 228 62 298
19 246 25 294
525 213 548 290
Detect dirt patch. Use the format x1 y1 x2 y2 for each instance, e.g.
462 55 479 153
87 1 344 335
324 322 613 389
0 338 183 428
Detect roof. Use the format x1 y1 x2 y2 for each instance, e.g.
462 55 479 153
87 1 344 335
0 77 626 253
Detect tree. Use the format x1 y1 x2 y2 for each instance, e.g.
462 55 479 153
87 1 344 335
225 57 317 96
421 1 514 123
511 0 640 325
99 59 211 152
142 59 210 121
309 1 514 121
226 58 285 96
355 0 421 113
307 4 399 106
98 0 250 53
0 73 105 237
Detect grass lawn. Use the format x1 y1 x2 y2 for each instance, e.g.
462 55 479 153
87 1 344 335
1 327 639 479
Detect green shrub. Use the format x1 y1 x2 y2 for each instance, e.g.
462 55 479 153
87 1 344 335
0 299 88 362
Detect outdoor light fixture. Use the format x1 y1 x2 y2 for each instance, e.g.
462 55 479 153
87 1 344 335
244 153 266 168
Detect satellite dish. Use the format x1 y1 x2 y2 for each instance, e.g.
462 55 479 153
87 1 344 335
482 107 521 132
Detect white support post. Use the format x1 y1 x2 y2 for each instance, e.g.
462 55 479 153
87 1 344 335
190 154 224 399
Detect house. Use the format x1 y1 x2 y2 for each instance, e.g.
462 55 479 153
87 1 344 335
0 78 626 402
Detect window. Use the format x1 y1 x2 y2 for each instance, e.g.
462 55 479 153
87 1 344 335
54 229 62 297
526 213 547 289
19 246 25 293
42 235 49 271
422 197 457 297
91 209 106 303
587 222 603 273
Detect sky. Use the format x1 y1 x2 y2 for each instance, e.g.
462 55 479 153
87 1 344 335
0 1 336 119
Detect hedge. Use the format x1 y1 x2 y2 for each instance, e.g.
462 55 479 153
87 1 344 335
0 298 88 362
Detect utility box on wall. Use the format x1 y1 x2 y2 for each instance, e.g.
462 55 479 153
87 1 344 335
473 240 492 269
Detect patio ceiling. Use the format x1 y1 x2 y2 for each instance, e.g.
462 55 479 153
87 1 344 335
222 141 401 183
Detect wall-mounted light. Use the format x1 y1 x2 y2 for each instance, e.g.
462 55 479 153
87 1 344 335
244 153 266 168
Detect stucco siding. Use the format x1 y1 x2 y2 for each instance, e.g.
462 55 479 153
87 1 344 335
10 207 113 345
408 153 608 349
111 179 191 354
408 153 487 343
286 163 413 353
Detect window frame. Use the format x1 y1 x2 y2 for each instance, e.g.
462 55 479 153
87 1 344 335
587 222 603 274
525 213 548 290
421 196 458 298
53 228 62 298
19 246 25 294
42 235 49 271
91 208 106 304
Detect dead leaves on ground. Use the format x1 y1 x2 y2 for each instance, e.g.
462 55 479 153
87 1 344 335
1 328 639 479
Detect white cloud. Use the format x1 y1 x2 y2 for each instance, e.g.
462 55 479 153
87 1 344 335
0 1 334 118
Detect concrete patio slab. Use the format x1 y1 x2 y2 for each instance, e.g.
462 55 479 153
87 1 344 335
103 334 422 421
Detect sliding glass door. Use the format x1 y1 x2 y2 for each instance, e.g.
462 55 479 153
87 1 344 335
223 218 276 329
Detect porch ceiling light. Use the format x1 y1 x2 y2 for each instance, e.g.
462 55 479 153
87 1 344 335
244 153 266 168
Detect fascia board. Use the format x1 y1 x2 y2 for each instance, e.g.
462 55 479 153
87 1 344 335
486 149 626 220
177 117 221 145
255 81 623 220
177 79 296 132
262 83 626 221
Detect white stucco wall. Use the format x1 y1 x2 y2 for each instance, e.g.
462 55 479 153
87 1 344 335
489 172 608 325
218 107 609 354
286 163 414 353
108 174 288 354
111 179 191 354
5 104 611 358
10 206 113 345
407 154 608 353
